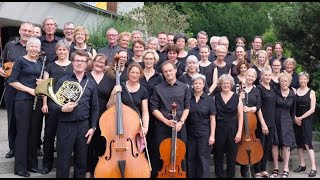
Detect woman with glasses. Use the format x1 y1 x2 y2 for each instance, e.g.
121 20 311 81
271 59 282 88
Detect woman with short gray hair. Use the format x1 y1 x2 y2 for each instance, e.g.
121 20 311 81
186 72 216 178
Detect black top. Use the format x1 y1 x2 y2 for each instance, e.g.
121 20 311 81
1 40 27 65
290 71 299 89
256 84 276 127
87 73 115 116
252 65 262 86
155 50 168 73
150 80 191 122
187 92 216 137
45 61 73 79
120 68 128 82
121 82 148 115
243 86 261 111
199 62 216 89
231 63 239 77
50 73 99 128
69 45 95 60
140 71 164 98
125 58 144 69
214 63 231 77
8 57 42 100
295 89 314 119
175 61 186 78
189 46 215 62
39 35 61 64
177 55 188 66
215 92 239 127
178 73 210 94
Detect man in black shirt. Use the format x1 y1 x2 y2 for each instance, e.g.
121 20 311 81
0 22 34 159
50 50 99 178
149 60 191 176
39 16 61 65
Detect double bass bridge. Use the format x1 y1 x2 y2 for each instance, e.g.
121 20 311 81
115 147 128 152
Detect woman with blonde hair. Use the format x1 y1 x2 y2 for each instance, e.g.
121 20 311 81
252 50 270 86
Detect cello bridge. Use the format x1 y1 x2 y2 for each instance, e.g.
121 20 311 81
116 147 128 151
244 138 251 142
168 170 176 173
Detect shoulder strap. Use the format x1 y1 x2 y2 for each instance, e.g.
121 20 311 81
122 82 142 118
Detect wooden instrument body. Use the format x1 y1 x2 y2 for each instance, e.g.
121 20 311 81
94 104 150 178
3 62 14 77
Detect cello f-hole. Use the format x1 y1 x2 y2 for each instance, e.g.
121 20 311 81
105 140 115 161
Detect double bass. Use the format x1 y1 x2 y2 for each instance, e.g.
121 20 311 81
94 54 151 178
157 102 187 178
236 81 263 177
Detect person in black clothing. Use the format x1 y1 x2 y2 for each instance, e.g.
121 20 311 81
174 33 189 65
214 74 243 178
0 22 34 159
178 55 209 94
255 67 277 178
108 62 149 138
139 49 164 178
126 39 145 68
8 37 43 177
269 42 287 70
149 60 191 176
39 16 61 65
50 50 99 178
85 53 116 178
105 49 129 82
283 58 299 90
238 68 263 178
270 72 296 178
186 74 216 178
293 72 317 177
40 39 74 175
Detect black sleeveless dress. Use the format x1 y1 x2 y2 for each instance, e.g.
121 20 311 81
294 89 314 149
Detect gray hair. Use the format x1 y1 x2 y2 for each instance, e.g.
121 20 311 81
185 55 200 72
192 73 206 84
218 74 235 89
42 16 57 29
55 39 70 51
26 37 41 48
146 37 159 49
210 36 220 44
283 58 297 68
132 30 143 38
298 71 310 80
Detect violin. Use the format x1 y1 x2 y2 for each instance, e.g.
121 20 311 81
157 102 187 178
94 54 151 178
236 81 263 174
3 61 14 77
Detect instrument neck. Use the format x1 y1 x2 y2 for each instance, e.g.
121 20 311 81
116 69 123 135
170 114 177 171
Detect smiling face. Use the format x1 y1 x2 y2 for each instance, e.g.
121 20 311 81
19 23 34 42
56 45 69 60
93 56 107 73
128 66 141 83
162 62 177 82
143 52 156 69
27 42 41 59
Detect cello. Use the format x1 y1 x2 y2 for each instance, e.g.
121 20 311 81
236 81 263 177
94 54 151 178
157 102 187 178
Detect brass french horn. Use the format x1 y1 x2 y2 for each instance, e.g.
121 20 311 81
35 78 84 106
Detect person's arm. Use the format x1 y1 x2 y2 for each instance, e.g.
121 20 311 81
298 90 316 122
140 99 149 137
257 109 269 135
41 71 49 113
106 85 122 109
209 67 218 95
209 114 216 145
235 96 244 143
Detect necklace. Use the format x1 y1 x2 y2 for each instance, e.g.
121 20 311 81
59 65 68 71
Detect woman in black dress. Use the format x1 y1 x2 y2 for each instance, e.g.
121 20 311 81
174 33 189 65
230 46 246 77
85 54 116 178
256 67 277 178
187 74 216 178
270 59 282 88
214 74 243 178
139 49 164 178
283 58 299 90
198 45 218 95
270 72 296 178
237 68 262 178
252 50 270 86
293 72 317 177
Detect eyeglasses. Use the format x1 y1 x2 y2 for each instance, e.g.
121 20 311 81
107 34 117 37
73 60 87 63
45 23 56 27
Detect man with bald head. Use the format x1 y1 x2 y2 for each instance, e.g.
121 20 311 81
97 28 122 65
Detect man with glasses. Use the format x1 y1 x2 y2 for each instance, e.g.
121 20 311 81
63 22 75 47
97 28 121 65
49 50 99 178
0 22 34 159
39 16 61 65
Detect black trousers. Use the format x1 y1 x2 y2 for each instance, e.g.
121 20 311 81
86 126 105 174
4 85 16 151
14 99 42 172
154 121 187 177
56 120 89 178
214 125 238 178
42 112 58 169
147 117 157 178
187 135 212 178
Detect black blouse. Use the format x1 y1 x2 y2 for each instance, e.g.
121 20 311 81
215 92 239 128
121 83 148 115
256 84 276 127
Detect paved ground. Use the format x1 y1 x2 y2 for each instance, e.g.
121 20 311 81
0 108 319 178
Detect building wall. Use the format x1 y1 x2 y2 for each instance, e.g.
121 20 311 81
117 2 144 15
